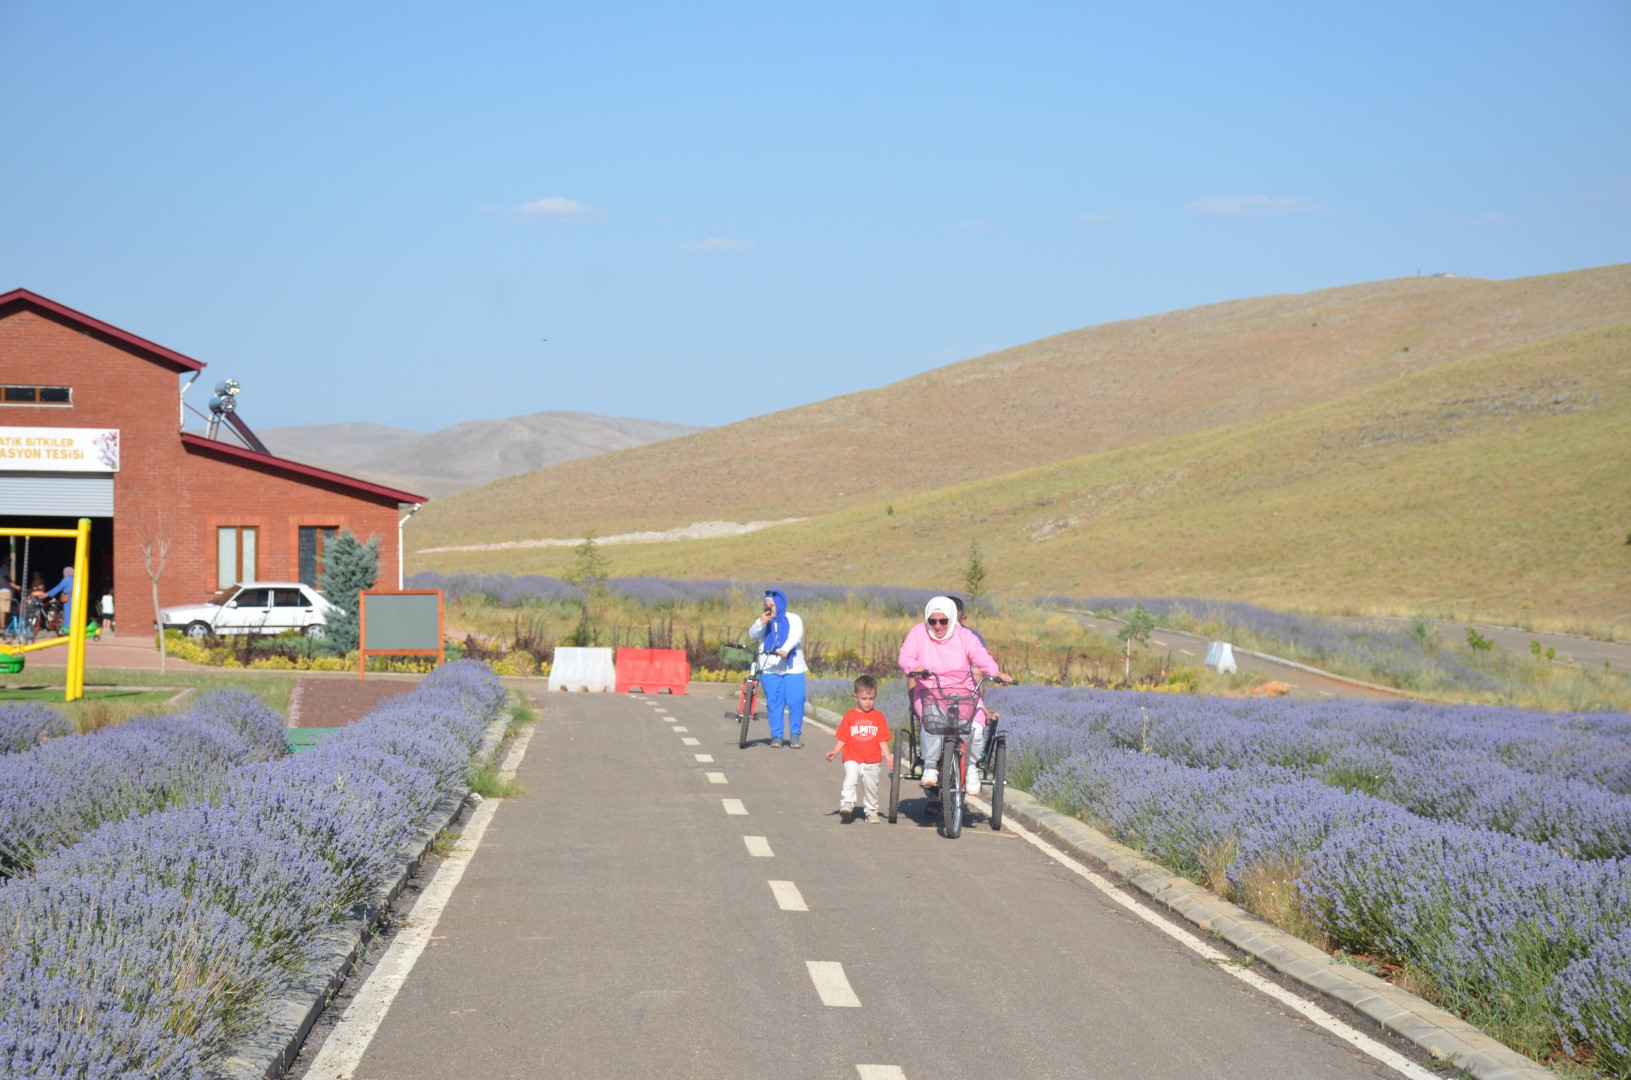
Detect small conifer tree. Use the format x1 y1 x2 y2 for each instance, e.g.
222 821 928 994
319 531 380 653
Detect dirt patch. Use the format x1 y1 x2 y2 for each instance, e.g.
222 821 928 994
287 677 422 728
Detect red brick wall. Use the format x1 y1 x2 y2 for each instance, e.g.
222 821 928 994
1 302 408 632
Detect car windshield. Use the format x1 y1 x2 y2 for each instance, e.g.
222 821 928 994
207 589 237 606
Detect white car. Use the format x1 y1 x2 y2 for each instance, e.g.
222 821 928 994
158 582 337 640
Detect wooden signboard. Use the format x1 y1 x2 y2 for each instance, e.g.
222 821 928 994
358 589 444 679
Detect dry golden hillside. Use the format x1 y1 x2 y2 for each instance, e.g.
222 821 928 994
409 265 1631 622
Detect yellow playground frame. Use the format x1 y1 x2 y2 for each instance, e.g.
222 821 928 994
1 519 94 702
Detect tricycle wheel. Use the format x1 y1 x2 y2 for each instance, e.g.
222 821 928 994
939 741 963 839
990 736 1008 831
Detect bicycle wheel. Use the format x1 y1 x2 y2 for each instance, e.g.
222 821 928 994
887 729 903 823
989 735 1008 831
738 681 753 749
939 739 963 839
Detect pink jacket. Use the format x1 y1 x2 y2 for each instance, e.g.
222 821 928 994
899 623 1002 726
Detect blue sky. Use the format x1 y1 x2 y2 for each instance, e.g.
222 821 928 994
3 2 1627 431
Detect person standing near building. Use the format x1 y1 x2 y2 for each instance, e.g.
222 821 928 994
748 589 807 748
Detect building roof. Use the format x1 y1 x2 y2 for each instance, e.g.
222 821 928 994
0 288 206 373
179 433 427 505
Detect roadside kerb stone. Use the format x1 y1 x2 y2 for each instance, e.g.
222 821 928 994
210 714 511 1080
1002 787 1554 1080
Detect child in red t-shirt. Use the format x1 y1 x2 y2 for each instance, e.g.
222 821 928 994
825 675 894 823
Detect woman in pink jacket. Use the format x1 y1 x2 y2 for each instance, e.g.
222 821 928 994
898 595 1010 797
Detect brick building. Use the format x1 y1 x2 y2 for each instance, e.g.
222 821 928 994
0 288 425 633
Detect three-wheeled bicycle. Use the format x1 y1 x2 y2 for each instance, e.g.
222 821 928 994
887 670 1013 837
721 642 763 749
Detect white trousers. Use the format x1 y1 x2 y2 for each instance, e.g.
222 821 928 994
839 760 882 812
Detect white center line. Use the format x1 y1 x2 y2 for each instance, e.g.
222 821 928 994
681 737 700 746
672 726 689 732
1178 648 1195 657
769 880 808 911
706 771 728 784
722 798 747 815
664 717 677 723
695 753 715 763
744 836 773 857
806 961 861 1007
857 1067 906 1080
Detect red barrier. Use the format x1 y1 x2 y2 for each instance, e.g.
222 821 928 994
614 648 690 695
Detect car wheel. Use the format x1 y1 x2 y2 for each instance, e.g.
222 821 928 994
304 624 327 639
184 622 214 641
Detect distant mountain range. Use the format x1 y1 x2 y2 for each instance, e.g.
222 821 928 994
258 412 706 499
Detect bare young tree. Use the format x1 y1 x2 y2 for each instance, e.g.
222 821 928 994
135 516 174 673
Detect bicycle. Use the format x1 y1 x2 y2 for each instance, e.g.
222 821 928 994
888 670 1014 837
721 642 762 749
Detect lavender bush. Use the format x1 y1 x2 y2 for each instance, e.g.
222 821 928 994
0 661 507 1076
0 690 286 875
0 702 73 754
991 681 1631 1065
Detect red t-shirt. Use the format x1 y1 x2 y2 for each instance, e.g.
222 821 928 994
837 708 891 763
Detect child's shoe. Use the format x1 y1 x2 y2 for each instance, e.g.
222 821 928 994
921 768 939 788
865 808 883 822
839 802 854 822
967 772 982 796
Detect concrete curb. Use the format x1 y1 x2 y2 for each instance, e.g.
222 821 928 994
1000 786 1552 1080
808 701 1552 1079
209 713 512 1080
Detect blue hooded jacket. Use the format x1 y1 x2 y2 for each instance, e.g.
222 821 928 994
762 590 796 656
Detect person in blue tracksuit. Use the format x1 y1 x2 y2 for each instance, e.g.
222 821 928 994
748 589 807 748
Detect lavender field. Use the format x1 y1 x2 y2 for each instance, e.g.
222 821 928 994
810 677 1631 1073
0 662 507 1078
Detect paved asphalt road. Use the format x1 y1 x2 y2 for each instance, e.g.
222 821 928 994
308 687 1419 1080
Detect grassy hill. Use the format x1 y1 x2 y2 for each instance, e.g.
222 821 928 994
408 266 1631 626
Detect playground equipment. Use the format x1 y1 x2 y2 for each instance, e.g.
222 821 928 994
0 519 94 701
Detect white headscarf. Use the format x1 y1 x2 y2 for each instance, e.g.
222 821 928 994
924 595 957 642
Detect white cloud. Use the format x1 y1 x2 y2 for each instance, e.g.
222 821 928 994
1463 211 1514 227
514 196 596 220
1186 195 1327 217
1077 210 1126 224
678 237 756 253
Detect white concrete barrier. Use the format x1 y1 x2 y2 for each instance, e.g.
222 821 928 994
548 646 616 692
1204 642 1237 673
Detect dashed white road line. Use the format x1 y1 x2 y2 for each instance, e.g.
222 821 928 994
673 726 689 732
857 1067 906 1080
744 836 773 857
806 961 861 1007
695 753 714 763
769 880 808 911
1178 648 1195 657
722 798 747 815
706 771 728 784
993 807 1442 1080
663 717 677 723
682 737 700 746
302 727 535 1078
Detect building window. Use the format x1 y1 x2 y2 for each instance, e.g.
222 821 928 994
2 385 72 405
298 526 339 588
217 526 258 589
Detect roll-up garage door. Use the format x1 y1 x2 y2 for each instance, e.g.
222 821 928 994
0 474 114 516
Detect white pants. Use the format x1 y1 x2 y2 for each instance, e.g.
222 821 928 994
839 760 882 812
920 723 986 786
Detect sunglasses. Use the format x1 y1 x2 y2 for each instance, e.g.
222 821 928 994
927 617 949 626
